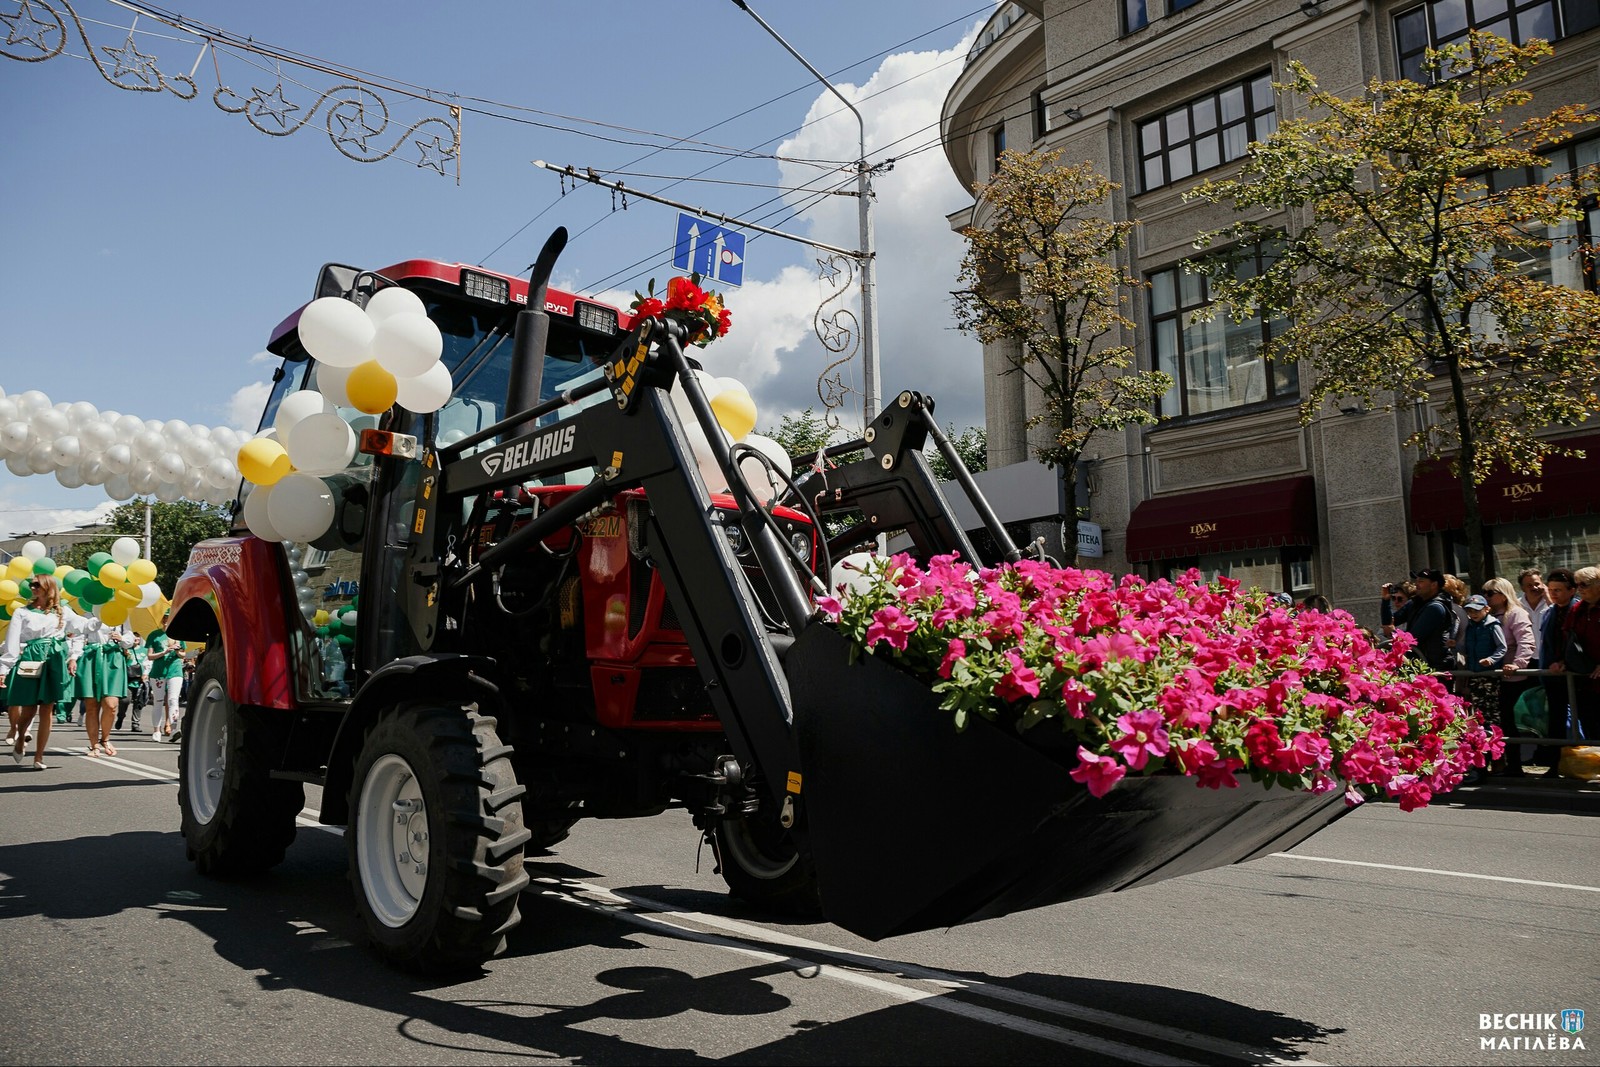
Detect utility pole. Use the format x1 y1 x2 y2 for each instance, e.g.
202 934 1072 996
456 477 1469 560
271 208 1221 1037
143 500 152 560
729 0 881 421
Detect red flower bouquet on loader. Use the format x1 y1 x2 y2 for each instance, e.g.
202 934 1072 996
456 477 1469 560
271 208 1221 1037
630 274 731 348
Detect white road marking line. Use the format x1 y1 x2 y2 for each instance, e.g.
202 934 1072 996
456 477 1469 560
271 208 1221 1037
537 877 1203 1067
1271 852 1600 893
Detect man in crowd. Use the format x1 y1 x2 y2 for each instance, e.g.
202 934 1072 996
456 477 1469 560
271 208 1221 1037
1536 568 1578 769
1404 568 1455 672
1519 568 1554 665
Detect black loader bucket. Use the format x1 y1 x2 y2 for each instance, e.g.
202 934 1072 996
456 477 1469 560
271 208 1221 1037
786 624 1349 941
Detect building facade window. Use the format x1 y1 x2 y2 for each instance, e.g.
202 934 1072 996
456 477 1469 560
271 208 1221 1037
992 124 1007 173
1160 548 1314 595
1171 0 1206 11
1149 245 1296 418
1487 134 1600 293
1136 73 1277 192
1395 1 1600 81
1125 0 1149 33
1032 88 1050 140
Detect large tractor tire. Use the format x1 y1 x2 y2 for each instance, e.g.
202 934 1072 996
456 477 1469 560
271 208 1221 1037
347 703 530 972
713 808 822 917
179 650 305 876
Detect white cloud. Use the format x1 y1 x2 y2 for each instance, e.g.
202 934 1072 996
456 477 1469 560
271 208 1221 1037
226 380 271 434
0 492 115 541
685 34 985 440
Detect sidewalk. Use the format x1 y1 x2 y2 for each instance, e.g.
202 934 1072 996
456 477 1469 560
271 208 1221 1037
1448 765 1600 815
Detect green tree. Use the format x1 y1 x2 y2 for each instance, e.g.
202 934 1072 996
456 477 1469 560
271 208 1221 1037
1188 34 1600 580
60 499 230 597
954 149 1171 503
926 424 988 483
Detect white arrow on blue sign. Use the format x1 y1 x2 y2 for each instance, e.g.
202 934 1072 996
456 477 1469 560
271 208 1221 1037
673 212 745 288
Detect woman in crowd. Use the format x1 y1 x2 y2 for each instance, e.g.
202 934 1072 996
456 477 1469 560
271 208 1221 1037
145 629 185 743
71 605 138 758
1481 576 1536 776
1 576 90 770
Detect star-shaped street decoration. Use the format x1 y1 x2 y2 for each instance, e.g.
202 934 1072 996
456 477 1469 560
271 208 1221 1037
1 0 61 53
819 372 852 410
251 82 300 129
414 133 456 175
332 104 384 153
818 313 853 352
816 257 842 286
101 30 158 87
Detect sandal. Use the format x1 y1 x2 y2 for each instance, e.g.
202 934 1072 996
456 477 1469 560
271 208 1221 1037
86 745 101 758
31 760 49 771
101 741 117 757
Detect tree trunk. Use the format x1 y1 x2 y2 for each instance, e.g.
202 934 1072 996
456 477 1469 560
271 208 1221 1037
1444 355 1489 583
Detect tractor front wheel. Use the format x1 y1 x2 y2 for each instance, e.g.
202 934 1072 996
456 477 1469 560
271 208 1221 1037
347 703 530 971
713 808 821 916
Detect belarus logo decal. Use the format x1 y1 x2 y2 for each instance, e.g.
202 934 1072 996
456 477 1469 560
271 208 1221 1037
1562 1009 1585 1035
480 453 502 476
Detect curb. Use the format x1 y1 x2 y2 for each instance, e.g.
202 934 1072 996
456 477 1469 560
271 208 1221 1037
1447 775 1600 815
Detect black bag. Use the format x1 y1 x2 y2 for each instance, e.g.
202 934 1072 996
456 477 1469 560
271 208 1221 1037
1566 633 1595 676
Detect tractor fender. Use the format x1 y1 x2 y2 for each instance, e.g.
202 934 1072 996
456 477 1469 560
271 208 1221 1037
165 537 297 710
317 654 504 825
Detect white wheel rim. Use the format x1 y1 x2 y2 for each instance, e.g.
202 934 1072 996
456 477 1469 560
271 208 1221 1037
721 818 798 881
185 678 227 825
357 753 430 928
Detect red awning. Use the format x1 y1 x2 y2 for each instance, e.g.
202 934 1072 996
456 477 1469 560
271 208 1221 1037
1125 476 1317 563
1409 434 1600 533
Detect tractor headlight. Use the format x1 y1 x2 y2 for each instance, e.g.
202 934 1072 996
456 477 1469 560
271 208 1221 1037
723 524 745 555
788 530 812 564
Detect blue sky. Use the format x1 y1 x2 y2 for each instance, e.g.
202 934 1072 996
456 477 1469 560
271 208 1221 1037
1 0 997 537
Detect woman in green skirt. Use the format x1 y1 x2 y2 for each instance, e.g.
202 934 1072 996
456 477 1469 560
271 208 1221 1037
72 608 137 757
2 576 88 770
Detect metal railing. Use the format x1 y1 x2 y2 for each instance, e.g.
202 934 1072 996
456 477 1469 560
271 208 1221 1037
1432 666 1591 750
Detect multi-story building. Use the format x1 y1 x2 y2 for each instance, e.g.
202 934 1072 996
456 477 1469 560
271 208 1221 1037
941 0 1599 621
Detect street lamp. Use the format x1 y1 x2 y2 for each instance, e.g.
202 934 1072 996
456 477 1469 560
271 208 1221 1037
730 0 882 422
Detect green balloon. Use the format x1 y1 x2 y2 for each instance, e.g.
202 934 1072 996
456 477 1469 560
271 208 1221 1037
350 594 359 609
315 625 329 637
63 569 91 598
33 557 56 576
79 581 114 605
16 579 32 602
0 604 10 620
86 552 112 577
334 633 354 648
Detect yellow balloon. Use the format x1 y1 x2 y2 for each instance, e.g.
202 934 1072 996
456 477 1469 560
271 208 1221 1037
114 582 142 606
100 602 130 626
710 388 757 442
98 561 127 588
5 557 30 582
0 579 16 602
126 559 158 586
8 598 26 615
237 438 293 486
54 564 72 579
312 609 330 627
346 359 398 415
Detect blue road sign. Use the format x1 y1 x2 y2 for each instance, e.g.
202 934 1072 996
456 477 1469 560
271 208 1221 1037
673 213 745 287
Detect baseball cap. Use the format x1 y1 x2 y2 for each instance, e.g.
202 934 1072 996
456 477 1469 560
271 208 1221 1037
1271 591 1294 607
1463 594 1489 611
1411 568 1444 585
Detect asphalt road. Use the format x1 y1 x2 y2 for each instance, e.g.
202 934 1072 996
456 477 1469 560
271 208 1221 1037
1 721 1596 1066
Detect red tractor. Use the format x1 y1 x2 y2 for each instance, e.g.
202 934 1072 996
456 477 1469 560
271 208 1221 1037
166 230 1344 972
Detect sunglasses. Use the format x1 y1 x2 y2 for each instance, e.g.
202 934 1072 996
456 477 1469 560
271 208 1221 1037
1580 580 1597 589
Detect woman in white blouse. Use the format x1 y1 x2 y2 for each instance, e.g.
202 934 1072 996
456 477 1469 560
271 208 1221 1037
2 576 90 770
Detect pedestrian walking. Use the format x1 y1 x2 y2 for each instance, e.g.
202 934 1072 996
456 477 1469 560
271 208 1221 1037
1 576 91 770
145 629 185 743
73 609 138 758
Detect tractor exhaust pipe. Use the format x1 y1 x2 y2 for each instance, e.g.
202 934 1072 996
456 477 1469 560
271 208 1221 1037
506 227 567 437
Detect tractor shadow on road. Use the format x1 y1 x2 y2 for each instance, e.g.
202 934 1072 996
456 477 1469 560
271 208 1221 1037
0 827 1340 1064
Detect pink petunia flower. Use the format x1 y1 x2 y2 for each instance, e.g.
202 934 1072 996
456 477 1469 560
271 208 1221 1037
864 604 918 651
937 638 967 680
1109 709 1170 771
1069 746 1127 798
994 649 1041 703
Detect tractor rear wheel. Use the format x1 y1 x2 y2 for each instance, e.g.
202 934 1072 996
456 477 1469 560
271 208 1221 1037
347 702 530 971
178 649 304 876
713 808 821 916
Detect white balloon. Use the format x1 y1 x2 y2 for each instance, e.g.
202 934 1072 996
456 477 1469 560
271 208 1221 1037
831 551 879 598
274 389 336 441
371 312 443 378
162 419 192 441
735 433 793 506
312 362 355 409
179 435 217 467
181 469 208 500
298 296 376 368
111 537 142 567
14 390 50 416
203 455 239 490
0 397 15 424
154 480 184 503
133 429 167 462
339 610 358 628
79 419 117 454
101 442 134 475
113 414 145 441
154 451 187 483
26 441 54 474
285 412 356 475
50 435 82 467
394 360 453 414
128 465 159 496
267 473 336 543
20 540 46 561
4 453 30 477
56 464 85 490
104 474 135 501
364 285 427 324
79 456 109 485
0 421 32 455
253 427 279 442
189 423 211 439
144 419 164 434
242 484 283 541
137 581 161 608
210 426 239 453
31 408 70 439
66 401 99 427
713 376 749 400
